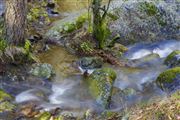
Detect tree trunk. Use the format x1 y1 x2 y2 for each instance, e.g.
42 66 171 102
5 0 27 46
92 0 102 39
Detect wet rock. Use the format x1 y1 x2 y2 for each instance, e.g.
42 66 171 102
0 89 15 112
111 87 137 106
78 57 103 70
164 50 180 67
110 43 128 57
130 53 161 67
156 67 180 92
45 12 88 41
87 68 117 108
30 63 55 79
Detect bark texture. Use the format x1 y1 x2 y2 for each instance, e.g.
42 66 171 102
5 0 27 45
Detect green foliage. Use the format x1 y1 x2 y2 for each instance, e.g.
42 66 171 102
62 13 89 33
27 1 50 24
80 41 93 53
63 22 77 33
24 39 31 54
76 13 89 29
0 39 7 51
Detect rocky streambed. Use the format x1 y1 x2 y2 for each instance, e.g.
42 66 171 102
0 39 179 119
0 0 180 120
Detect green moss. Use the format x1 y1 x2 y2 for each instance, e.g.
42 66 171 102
0 89 12 102
63 22 76 33
156 67 180 89
164 50 180 65
80 41 93 53
37 112 51 120
76 13 88 29
94 20 111 49
0 90 15 113
62 13 89 33
0 39 7 51
0 101 15 113
27 1 50 24
139 2 159 16
87 68 116 108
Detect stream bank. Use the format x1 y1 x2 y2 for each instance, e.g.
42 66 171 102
0 0 179 120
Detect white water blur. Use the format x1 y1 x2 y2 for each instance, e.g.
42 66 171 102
49 80 78 104
14 40 179 113
125 40 180 60
15 89 44 103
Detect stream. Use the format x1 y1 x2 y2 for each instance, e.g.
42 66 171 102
3 39 177 117
0 0 179 119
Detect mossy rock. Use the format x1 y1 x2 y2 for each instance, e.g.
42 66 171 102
87 68 117 108
0 89 15 113
30 63 55 79
111 43 128 57
0 101 15 113
0 89 12 102
78 57 103 70
164 50 180 67
156 67 180 92
36 112 51 120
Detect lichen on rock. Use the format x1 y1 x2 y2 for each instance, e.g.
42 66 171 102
30 63 55 79
87 68 117 108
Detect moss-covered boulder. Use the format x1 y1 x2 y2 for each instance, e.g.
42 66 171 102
111 43 128 57
87 68 117 108
164 50 180 67
30 63 55 79
156 67 180 92
0 89 15 112
78 57 103 70
36 112 51 120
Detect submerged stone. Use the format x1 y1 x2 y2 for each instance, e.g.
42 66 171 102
164 50 180 67
156 67 180 92
30 63 55 79
78 57 103 70
87 68 117 108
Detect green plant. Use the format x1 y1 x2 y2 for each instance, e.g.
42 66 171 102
0 39 7 51
80 42 93 53
24 39 31 54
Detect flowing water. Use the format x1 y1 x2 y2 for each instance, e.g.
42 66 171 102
11 40 180 116
0 0 180 118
